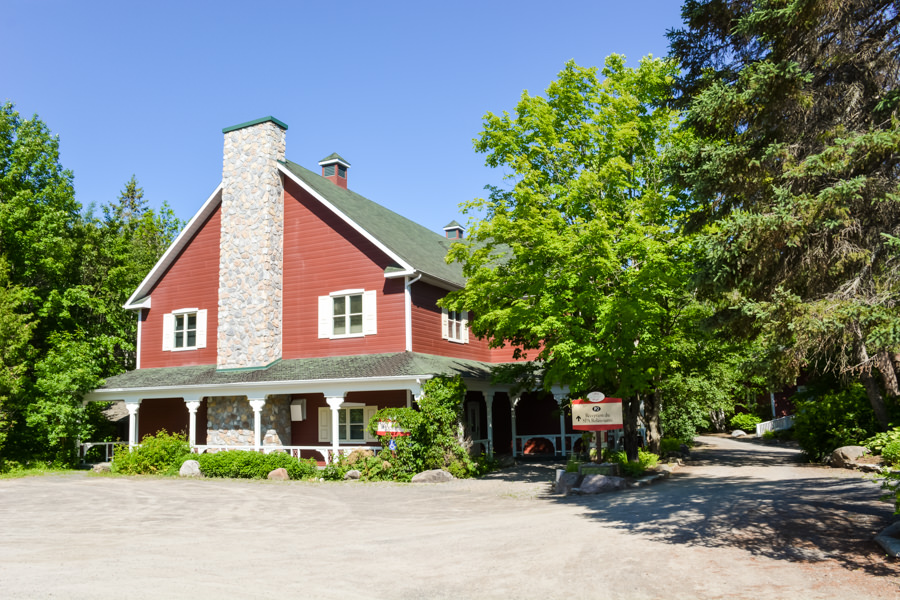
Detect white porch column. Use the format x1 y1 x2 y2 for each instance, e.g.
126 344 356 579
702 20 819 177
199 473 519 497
326 395 346 462
249 398 266 450
553 390 568 458
184 396 202 447
485 392 495 457
510 396 520 458
125 400 141 447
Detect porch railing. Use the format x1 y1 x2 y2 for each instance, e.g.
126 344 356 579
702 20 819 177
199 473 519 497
756 415 794 437
80 442 381 465
513 433 585 457
79 441 127 463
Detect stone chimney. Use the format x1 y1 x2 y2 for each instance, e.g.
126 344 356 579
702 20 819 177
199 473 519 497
217 117 287 370
318 153 350 189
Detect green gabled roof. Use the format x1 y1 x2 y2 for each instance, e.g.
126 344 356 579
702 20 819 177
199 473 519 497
98 352 501 390
281 160 466 288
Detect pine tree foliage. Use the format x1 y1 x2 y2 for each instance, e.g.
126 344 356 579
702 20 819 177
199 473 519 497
668 0 900 428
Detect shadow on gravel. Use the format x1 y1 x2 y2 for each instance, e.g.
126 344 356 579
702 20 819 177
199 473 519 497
553 471 900 578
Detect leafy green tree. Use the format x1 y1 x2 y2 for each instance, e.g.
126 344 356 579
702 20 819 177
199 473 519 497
0 259 35 463
444 56 735 458
668 0 900 429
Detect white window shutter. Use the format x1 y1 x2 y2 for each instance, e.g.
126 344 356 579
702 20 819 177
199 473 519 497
196 309 208 348
364 406 378 442
441 307 449 339
162 313 174 351
318 296 332 339
462 311 469 343
318 407 332 442
363 290 377 335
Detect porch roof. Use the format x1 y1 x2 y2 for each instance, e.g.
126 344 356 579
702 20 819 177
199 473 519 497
97 352 506 391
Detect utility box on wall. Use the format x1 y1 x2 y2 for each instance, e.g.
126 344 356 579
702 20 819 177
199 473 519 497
290 398 307 421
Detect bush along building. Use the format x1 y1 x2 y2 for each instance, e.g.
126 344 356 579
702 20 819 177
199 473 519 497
84 117 579 463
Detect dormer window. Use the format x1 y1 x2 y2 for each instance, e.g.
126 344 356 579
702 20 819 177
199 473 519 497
318 153 351 189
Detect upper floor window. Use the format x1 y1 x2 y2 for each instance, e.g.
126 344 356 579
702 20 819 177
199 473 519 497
318 290 377 339
162 308 208 351
442 307 469 343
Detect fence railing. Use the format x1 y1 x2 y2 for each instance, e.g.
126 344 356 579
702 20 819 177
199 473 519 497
756 415 794 437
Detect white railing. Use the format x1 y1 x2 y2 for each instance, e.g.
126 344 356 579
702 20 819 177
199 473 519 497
756 415 794 437
191 444 382 464
79 442 127 463
513 433 584 456
80 442 381 465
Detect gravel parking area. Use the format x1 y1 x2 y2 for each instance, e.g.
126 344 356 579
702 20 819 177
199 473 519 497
1 436 898 599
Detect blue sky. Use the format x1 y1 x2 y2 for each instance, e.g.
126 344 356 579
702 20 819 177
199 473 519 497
2 1 684 234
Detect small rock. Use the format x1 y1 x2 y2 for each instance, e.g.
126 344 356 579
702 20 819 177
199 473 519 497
875 522 900 557
344 469 361 480
179 460 202 478
411 469 454 483
496 455 516 468
267 468 289 481
92 463 111 473
830 446 868 468
731 430 747 437
556 472 582 495
578 474 627 494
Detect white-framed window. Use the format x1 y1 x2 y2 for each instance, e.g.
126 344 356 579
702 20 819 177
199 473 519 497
318 405 378 443
441 307 469 343
318 289 377 339
162 308 208 351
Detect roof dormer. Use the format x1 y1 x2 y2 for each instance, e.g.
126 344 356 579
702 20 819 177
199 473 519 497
443 220 465 240
318 153 351 189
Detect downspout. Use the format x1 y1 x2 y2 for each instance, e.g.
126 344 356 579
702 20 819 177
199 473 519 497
136 310 143 369
404 273 423 352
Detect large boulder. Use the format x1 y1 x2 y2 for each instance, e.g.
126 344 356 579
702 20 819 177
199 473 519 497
555 472 582 495
411 469 454 483
578 474 627 494
830 446 869 468
344 469 361 480
179 460 202 478
267 468 289 481
92 463 111 473
731 430 747 438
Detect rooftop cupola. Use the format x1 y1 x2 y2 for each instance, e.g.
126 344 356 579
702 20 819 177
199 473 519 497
318 153 350 189
443 220 465 240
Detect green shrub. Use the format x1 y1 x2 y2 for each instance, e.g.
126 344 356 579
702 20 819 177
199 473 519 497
110 431 192 476
792 384 878 461
610 449 659 477
761 430 776 440
729 413 762 432
882 441 900 467
862 426 900 455
197 450 318 480
659 437 682 456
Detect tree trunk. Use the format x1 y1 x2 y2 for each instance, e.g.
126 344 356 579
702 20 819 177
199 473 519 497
709 408 726 432
622 395 641 462
876 351 899 399
853 324 889 430
644 389 662 454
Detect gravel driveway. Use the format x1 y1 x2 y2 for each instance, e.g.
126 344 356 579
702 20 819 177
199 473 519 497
1 435 898 599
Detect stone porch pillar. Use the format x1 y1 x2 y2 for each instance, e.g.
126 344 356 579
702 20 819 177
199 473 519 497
184 396 202 447
486 393 496 457
249 398 266 450
326 395 346 463
125 400 141 447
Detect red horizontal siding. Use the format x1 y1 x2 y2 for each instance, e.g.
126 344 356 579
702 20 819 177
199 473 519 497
283 179 405 358
410 281 520 362
140 206 220 368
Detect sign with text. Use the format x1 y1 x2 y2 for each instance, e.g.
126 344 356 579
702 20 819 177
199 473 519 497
572 397 623 431
376 419 410 437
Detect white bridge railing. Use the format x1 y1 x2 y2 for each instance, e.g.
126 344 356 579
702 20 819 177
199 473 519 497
756 415 794 437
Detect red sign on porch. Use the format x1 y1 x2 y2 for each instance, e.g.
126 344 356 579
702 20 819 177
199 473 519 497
572 397 623 431
376 419 410 437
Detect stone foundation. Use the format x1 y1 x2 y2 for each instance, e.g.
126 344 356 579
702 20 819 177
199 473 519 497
206 395 291 446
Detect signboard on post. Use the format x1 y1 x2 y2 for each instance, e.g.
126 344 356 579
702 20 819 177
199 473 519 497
572 397 623 431
376 419 410 437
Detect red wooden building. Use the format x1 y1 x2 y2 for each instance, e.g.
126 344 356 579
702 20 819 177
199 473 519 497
85 117 578 462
